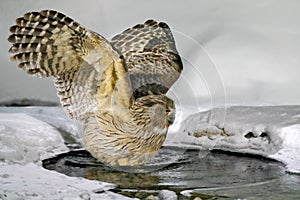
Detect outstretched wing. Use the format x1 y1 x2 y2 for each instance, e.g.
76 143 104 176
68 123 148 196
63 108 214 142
111 19 183 99
8 10 132 119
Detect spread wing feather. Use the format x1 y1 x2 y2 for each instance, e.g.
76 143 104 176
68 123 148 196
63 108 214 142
8 10 131 119
111 19 183 99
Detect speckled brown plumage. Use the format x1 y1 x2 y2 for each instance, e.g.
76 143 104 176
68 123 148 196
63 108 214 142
8 10 182 166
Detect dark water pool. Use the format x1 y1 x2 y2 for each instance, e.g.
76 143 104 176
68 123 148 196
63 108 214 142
43 147 300 199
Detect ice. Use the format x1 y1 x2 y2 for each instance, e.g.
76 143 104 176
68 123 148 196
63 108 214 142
168 105 300 173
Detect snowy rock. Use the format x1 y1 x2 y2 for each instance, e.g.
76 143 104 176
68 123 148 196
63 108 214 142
0 106 79 141
0 113 68 164
270 124 300 174
173 105 300 173
157 190 177 200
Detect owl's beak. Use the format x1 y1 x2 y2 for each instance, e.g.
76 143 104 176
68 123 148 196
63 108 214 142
168 109 175 125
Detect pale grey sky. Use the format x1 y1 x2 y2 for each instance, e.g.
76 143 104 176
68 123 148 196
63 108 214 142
1 0 300 106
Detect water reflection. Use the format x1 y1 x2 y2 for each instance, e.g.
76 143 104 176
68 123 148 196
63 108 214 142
85 168 160 189
43 147 299 199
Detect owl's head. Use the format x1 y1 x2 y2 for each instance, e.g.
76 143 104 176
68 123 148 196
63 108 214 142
132 94 175 127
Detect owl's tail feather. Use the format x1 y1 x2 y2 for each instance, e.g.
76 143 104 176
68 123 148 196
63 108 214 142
8 10 85 77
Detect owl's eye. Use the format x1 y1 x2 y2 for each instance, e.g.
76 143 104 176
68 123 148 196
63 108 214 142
166 109 171 113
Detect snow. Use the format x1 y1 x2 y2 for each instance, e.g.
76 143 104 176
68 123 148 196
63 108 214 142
0 163 130 200
0 113 68 164
271 125 300 174
0 107 79 140
167 105 300 173
0 110 134 200
157 190 177 200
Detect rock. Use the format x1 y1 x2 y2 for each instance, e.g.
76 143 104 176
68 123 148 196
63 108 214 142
158 190 177 200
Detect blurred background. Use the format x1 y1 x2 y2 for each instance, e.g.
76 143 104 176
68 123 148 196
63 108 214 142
1 0 300 107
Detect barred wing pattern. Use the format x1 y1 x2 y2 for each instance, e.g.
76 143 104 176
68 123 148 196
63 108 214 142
111 19 183 99
8 10 132 119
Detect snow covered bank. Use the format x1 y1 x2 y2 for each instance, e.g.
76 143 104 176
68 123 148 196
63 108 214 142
0 163 129 200
0 111 134 200
0 105 299 199
170 105 300 173
0 107 78 140
0 113 68 164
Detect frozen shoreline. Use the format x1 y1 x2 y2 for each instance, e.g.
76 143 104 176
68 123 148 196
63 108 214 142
168 105 300 174
0 111 134 200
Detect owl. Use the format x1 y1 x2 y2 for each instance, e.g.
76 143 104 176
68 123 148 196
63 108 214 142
8 10 183 166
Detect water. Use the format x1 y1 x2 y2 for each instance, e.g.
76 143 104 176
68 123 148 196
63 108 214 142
43 147 300 199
